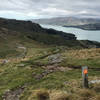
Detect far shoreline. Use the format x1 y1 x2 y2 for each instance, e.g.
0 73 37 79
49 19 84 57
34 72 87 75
63 25 100 31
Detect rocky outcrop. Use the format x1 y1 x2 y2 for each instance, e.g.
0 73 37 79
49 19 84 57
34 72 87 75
45 28 76 40
0 18 42 33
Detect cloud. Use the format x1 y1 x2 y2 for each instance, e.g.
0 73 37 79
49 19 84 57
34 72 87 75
0 0 100 19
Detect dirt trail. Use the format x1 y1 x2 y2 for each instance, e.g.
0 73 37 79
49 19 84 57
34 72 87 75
17 46 27 58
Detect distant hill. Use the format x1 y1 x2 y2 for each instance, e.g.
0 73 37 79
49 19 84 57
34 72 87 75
32 17 100 26
64 23 100 30
32 17 100 30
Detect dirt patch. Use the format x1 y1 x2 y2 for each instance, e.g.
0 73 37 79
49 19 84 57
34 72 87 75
34 65 72 80
3 86 25 100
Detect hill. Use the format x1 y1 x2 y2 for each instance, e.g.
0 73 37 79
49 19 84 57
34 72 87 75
32 17 100 30
0 17 77 45
64 23 100 30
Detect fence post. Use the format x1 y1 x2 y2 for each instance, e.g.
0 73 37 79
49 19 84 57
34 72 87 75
82 66 89 88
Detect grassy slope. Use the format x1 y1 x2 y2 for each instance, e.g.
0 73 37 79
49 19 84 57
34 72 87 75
0 42 100 99
0 34 100 100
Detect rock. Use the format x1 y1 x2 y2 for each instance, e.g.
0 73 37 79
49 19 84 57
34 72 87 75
32 72 36 76
35 74 43 80
2 60 9 64
89 80 100 84
46 65 56 70
48 53 63 64
35 69 55 80
18 64 25 67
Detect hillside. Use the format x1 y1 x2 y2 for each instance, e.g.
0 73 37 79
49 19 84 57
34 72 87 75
0 18 100 100
0 47 100 100
32 17 100 30
1 17 100 50
0 17 77 46
64 23 100 30
1 17 100 59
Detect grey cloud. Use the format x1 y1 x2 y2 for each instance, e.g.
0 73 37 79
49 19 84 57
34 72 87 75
0 0 100 19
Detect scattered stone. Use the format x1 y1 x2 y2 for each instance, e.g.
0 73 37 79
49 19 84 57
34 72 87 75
48 53 63 64
2 60 9 64
32 72 36 76
46 65 57 70
35 74 44 80
89 80 100 84
18 64 25 67
57 67 72 72
35 66 71 80
3 87 25 100
64 81 70 85
34 69 55 80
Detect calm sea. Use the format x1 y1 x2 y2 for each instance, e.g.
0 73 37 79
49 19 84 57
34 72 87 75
41 24 100 42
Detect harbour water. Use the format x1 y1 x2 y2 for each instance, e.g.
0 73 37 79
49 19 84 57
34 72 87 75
41 24 100 42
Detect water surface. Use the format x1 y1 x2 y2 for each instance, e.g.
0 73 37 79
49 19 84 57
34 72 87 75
41 24 100 42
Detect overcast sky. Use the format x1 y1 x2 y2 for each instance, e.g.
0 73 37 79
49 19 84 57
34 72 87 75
0 0 100 20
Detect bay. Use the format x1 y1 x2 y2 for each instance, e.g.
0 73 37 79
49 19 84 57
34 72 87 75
41 24 100 42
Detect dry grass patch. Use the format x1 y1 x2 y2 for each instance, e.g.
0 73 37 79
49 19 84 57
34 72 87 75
36 89 49 100
28 89 50 100
63 48 100 59
50 90 77 100
94 95 100 100
77 89 96 100
92 83 100 93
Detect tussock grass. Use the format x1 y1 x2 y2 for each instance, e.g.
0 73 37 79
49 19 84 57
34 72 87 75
92 83 100 93
64 48 100 59
23 88 100 100
50 90 71 100
61 48 100 69
94 95 100 100
36 89 49 100
78 89 96 98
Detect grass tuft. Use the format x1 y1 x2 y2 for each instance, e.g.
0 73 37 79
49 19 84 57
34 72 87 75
36 89 50 100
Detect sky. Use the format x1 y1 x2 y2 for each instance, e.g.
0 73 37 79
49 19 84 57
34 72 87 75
0 0 100 20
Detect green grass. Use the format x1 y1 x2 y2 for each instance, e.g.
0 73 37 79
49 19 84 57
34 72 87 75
0 39 100 100
0 63 44 98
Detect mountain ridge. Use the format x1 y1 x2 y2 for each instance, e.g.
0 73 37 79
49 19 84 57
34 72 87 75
32 17 100 30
